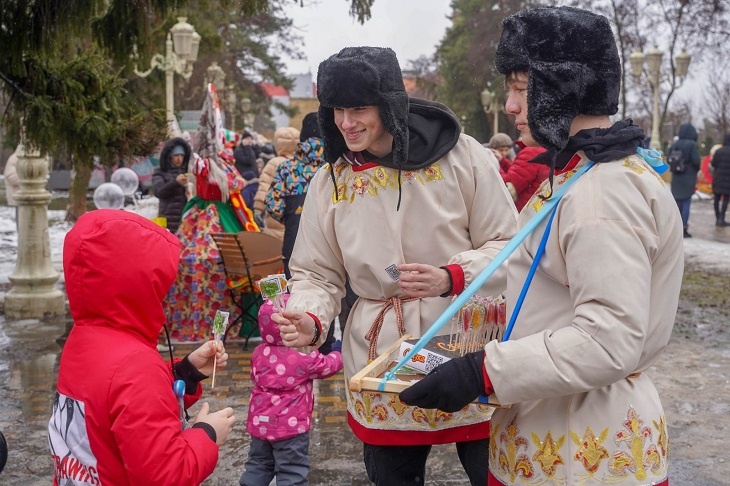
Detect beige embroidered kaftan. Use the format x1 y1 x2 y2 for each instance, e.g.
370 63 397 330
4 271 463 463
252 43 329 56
287 134 518 444
485 153 682 484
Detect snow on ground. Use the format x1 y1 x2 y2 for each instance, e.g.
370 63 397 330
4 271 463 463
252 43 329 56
0 205 69 288
1 206 728 296
683 237 730 273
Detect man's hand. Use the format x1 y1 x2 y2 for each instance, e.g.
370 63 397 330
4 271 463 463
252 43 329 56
188 341 228 377
399 351 487 412
176 173 188 186
273 310 316 348
397 263 451 298
194 402 236 445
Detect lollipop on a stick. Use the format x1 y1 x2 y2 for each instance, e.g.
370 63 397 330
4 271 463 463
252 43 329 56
259 274 287 313
211 310 229 388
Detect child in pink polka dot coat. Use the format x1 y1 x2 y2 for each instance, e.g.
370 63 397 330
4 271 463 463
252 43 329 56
240 295 343 486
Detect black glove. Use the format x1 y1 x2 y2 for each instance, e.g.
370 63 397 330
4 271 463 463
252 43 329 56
399 350 485 413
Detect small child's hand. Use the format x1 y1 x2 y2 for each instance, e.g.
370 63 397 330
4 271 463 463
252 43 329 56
194 402 236 445
189 341 228 377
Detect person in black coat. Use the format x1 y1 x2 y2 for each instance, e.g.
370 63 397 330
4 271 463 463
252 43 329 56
669 123 701 237
152 137 191 233
233 131 258 177
711 132 730 226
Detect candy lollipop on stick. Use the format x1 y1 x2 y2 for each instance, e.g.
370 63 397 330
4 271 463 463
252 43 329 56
259 275 287 313
211 310 229 388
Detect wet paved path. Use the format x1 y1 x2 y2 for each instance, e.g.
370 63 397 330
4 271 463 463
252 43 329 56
0 197 728 485
0 324 474 485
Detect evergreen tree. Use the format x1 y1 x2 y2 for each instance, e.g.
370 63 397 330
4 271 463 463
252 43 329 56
1 0 375 221
435 0 541 142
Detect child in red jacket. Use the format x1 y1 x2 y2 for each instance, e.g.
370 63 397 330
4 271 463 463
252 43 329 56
49 210 236 486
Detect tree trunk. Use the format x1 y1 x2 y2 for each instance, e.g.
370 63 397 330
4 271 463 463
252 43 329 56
66 163 92 223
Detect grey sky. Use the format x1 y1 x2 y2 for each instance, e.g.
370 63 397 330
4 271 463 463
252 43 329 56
279 0 706 128
280 0 452 76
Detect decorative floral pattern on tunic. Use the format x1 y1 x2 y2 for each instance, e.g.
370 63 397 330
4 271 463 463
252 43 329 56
489 407 668 485
347 389 490 432
329 162 445 204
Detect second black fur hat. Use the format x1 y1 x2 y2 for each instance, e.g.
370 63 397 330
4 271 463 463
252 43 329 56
316 47 408 165
300 112 321 141
495 6 621 156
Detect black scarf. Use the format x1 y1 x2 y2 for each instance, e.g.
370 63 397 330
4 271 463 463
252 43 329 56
531 119 646 198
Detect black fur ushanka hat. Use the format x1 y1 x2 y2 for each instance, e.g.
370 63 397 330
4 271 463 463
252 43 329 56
316 47 409 166
495 6 621 157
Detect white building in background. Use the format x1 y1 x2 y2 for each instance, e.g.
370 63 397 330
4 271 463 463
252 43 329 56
261 83 290 130
290 73 316 99
261 73 317 130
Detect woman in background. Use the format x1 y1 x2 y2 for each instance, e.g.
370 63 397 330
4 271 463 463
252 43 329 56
152 137 190 233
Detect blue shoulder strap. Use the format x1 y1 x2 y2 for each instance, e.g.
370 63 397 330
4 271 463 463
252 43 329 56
379 161 595 389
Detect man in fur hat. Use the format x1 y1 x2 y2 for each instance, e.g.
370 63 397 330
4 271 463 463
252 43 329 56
400 7 683 485
274 46 518 485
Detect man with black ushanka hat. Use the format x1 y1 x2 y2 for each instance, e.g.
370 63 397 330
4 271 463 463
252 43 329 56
273 46 518 485
400 7 683 485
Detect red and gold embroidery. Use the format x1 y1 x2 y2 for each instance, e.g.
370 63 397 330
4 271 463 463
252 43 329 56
353 392 388 424
373 166 390 187
498 419 535 481
571 426 610 476
489 423 500 464
652 415 669 459
608 407 655 481
387 394 408 417
622 158 646 174
410 407 454 429
424 165 444 182
333 182 347 204
531 431 565 478
350 175 376 201
332 163 443 204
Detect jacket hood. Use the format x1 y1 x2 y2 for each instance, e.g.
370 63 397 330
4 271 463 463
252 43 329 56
159 137 192 172
257 295 290 346
402 98 461 169
724 133 730 146
678 123 698 141
63 210 181 345
273 127 300 158
351 98 460 171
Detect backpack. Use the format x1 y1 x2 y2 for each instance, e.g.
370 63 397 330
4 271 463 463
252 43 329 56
667 147 687 174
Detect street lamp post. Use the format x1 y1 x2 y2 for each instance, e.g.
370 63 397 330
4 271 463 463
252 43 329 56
241 97 252 130
227 84 237 131
481 89 504 134
134 17 200 132
630 46 691 151
206 61 226 89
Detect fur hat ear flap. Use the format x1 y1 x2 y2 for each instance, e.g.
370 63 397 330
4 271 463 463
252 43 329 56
319 106 348 164
527 61 584 153
377 91 409 166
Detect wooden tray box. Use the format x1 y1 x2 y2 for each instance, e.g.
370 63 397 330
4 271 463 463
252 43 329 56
349 334 504 408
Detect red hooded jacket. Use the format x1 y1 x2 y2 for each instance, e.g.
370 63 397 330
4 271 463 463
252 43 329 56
49 210 217 485
501 146 550 211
